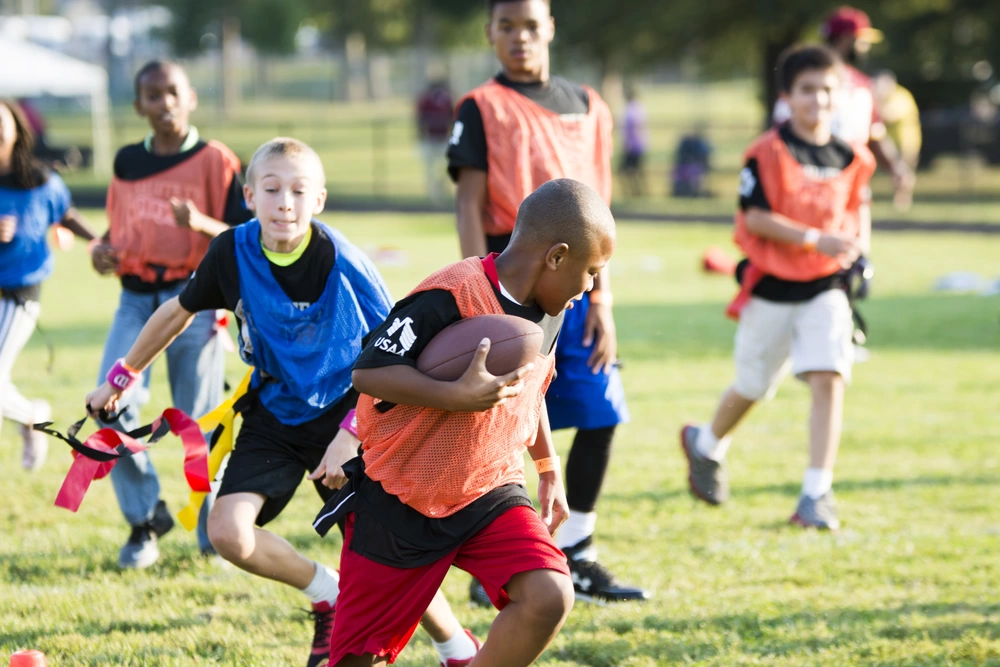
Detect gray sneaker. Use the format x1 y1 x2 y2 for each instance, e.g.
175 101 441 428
119 500 174 569
679 425 729 505
118 525 161 569
790 492 840 531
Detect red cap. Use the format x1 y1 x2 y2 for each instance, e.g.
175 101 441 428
821 6 883 43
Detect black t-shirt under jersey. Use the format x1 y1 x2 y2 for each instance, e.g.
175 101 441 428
446 73 590 182
737 124 856 302
334 265 564 566
354 283 563 376
178 222 353 434
178 221 335 314
114 141 252 294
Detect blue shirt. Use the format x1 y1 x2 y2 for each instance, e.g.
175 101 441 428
0 172 71 289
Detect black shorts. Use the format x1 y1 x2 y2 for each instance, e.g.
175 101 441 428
218 390 357 526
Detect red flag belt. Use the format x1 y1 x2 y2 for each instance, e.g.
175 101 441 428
34 408 211 513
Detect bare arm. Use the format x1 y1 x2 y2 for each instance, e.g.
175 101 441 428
744 207 817 245
745 206 858 261
171 198 232 239
86 297 197 414
584 264 618 374
352 339 533 413
869 134 914 208
59 207 99 241
530 404 569 534
455 168 488 259
189 213 231 239
352 365 466 412
122 296 197 371
592 265 611 294
528 401 557 461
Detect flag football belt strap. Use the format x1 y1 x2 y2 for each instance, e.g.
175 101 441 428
35 369 255 531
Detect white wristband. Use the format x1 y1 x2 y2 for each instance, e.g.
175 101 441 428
802 228 820 250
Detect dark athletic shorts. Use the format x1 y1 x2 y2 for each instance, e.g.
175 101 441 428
217 393 355 526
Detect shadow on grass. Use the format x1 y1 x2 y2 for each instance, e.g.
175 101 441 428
557 601 1000 666
605 474 1000 505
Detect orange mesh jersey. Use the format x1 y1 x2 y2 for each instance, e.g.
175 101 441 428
358 258 556 518
734 128 876 281
458 79 613 236
107 140 242 283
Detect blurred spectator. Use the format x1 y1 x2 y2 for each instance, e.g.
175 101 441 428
416 79 454 204
671 126 712 197
873 71 922 171
773 7 914 209
619 88 648 197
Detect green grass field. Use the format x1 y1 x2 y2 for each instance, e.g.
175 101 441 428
2 212 999 666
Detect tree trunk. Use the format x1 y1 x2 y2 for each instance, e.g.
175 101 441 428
221 16 241 119
760 23 807 128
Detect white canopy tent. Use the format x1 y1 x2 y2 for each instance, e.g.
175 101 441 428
0 37 112 177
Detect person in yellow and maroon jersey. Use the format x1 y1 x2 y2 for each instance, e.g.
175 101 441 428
681 45 876 531
88 60 251 570
446 0 646 604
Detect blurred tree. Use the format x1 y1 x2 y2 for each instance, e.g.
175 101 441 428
242 0 309 55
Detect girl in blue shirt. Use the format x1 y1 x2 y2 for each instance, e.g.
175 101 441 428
0 99 97 469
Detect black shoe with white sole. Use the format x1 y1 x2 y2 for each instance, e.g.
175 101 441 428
563 538 650 603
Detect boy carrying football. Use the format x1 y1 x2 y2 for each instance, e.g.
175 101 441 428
316 178 616 666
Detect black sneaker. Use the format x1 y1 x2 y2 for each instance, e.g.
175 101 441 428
564 538 650 603
118 524 160 569
150 499 175 538
306 600 336 667
468 578 491 608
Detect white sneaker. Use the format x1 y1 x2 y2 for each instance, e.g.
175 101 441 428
21 399 51 471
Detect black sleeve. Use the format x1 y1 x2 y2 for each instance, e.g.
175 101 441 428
353 289 463 370
178 232 236 313
222 172 252 226
447 98 488 182
738 158 771 211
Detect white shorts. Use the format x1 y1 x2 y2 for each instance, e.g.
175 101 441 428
732 289 854 401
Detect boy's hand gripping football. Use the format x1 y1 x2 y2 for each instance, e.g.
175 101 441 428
450 338 533 412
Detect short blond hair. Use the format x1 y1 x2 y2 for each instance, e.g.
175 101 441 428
245 137 326 185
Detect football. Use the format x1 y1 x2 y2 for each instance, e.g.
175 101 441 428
416 314 544 381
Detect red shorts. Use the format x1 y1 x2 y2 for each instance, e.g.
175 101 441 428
328 505 569 664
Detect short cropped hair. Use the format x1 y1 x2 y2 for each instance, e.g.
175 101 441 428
246 137 326 185
134 59 187 97
511 178 614 253
776 44 841 93
488 0 550 15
